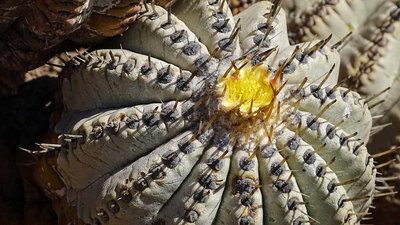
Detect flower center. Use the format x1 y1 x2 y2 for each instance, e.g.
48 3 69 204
217 64 275 115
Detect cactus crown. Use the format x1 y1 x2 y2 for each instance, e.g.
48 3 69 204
217 63 275 114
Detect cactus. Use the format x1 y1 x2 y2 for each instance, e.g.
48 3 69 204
280 0 400 151
30 1 398 225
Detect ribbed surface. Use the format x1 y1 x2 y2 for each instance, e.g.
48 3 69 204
52 1 376 224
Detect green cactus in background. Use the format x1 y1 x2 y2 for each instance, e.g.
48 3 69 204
281 0 400 151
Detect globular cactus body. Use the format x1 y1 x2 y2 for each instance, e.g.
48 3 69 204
36 1 379 225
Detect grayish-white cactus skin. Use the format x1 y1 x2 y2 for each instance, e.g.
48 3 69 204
54 1 377 225
282 0 400 150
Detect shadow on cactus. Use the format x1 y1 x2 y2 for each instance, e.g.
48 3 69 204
25 1 400 225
